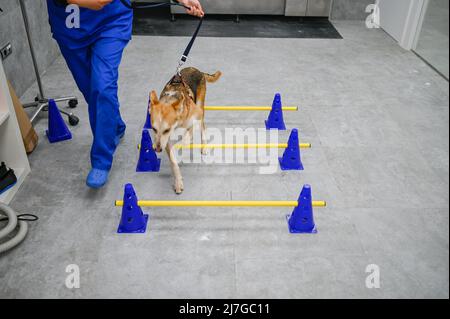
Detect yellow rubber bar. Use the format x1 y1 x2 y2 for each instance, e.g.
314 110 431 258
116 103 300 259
138 143 312 150
115 200 327 208
175 143 311 149
205 106 298 111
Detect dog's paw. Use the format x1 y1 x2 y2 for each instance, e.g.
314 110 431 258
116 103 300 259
174 179 184 194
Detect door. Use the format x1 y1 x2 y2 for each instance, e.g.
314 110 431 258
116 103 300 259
377 0 425 50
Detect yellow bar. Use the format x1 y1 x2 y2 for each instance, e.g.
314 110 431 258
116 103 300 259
175 143 312 149
205 106 298 111
115 200 327 208
138 143 312 150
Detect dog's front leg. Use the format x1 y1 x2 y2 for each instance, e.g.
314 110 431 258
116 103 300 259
182 127 193 146
166 143 184 194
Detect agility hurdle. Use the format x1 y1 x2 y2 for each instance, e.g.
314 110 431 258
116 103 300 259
166 143 311 149
116 184 325 234
138 143 312 150
115 200 327 208
137 129 307 172
204 106 298 111
144 93 292 131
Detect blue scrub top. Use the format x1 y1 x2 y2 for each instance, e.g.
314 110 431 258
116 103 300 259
47 0 133 49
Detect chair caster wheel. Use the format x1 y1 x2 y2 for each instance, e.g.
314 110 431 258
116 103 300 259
68 99 78 108
68 114 79 126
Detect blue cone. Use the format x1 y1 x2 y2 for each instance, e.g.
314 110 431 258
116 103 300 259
144 97 152 129
144 109 152 130
265 93 286 130
279 129 304 170
46 99 72 143
136 130 161 172
118 183 149 234
287 185 317 234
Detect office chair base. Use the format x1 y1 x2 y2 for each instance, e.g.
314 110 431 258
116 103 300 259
24 96 79 126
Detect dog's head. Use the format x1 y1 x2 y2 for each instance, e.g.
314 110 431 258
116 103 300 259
149 90 184 153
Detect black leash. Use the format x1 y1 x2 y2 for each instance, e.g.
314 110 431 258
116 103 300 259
119 0 203 75
178 17 203 68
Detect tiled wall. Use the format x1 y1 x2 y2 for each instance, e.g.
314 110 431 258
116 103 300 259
0 0 60 97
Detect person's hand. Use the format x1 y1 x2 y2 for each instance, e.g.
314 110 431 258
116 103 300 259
177 0 204 18
68 0 113 11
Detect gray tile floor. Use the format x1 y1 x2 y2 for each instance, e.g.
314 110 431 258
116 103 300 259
0 21 448 298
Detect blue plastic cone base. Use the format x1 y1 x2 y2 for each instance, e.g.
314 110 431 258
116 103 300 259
265 119 286 131
286 215 317 234
118 184 149 234
279 129 304 170
137 159 161 173
279 157 304 171
136 130 161 172
46 99 72 143
118 214 149 234
265 93 286 130
287 185 317 234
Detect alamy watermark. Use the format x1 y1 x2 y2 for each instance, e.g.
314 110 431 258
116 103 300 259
65 264 80 289
365 264 381 289
164 123 283 175
366 3 381 29
65 4 80 29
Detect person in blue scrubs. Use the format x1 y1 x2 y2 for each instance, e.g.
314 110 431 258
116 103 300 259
47 0 204 188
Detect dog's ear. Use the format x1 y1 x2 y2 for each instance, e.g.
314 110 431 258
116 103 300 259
171 95 185 112
150 90 159 107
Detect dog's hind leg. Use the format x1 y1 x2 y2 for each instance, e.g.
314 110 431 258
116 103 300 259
196 81 208 155
166 143 184 194
201 120 208 155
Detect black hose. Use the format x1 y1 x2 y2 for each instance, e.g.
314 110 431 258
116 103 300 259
0 213 38 222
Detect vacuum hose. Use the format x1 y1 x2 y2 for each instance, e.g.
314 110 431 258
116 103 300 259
0 203 28 254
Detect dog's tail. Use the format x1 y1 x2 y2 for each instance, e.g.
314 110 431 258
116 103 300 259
204 71 222 83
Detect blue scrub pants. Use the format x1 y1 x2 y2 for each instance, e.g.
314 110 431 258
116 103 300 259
58 37 129 171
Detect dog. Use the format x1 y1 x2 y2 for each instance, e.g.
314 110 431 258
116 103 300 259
149 67 222 194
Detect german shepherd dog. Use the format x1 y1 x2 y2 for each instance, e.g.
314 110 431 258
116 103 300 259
149 67 222 194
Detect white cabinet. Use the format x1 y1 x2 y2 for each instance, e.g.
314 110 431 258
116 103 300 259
285 0 308 16
172 0 333 17
0 60 30 204
286 0 333 17
172 0 286 15
306 0 333 16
